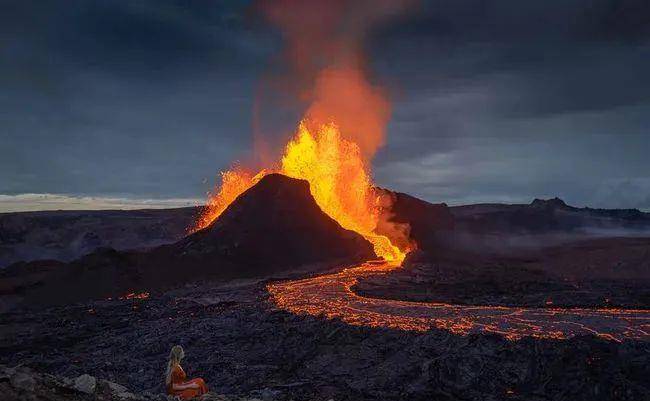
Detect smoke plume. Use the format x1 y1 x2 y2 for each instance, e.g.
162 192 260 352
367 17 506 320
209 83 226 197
255 0 413 160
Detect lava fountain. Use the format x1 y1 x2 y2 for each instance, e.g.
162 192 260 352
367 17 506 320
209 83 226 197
192 1 414 262
193 120 406 262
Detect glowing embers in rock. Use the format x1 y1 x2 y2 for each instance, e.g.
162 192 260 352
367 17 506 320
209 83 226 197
120 291 150 300
193 121 407 262
106 291 150 301
267 261 650 342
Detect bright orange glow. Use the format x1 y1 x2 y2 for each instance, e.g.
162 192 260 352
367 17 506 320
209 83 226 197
193 1 412 263
118 291 150 300
193 120 407 262
192 168 267 232
281 122 404 262
267 260 650 342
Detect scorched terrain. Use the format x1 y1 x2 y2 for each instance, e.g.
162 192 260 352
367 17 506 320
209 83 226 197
2 176 650 400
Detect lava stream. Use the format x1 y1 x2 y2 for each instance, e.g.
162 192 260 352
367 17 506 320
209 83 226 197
267 261 650 342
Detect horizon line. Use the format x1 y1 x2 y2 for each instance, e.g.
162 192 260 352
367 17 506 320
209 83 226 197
0 193 204 213
1 192 648 214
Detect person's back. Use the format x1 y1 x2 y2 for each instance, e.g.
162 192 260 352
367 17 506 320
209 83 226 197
165 345 208 400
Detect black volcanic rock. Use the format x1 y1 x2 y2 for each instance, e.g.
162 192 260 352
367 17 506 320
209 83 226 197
2 174 373 307
5 247 142 307
0 207 199 268
375 189 455 253
159 173 374 273
3 280 650 401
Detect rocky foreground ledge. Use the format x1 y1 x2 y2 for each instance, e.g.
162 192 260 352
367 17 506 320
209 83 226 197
0 365 266 401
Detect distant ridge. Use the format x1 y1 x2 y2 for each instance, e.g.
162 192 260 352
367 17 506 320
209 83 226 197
530 197 573 210
450 197 650 234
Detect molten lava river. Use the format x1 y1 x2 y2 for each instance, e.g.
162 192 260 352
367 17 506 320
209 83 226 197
267 260 650 342
198 121 650 342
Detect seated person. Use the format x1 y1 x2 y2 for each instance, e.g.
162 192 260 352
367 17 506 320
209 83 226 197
165 345 208 399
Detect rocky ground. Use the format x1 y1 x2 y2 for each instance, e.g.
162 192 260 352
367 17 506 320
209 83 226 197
356 237 650 309
354 262 650 309
3 196 650 400
0 208 198 268
2 274 649 401
0 364 263 401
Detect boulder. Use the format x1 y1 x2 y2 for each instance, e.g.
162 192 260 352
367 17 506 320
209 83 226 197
10 371 36 392
73 374 97 394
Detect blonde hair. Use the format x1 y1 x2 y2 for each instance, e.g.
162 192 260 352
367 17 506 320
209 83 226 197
165 345 185 385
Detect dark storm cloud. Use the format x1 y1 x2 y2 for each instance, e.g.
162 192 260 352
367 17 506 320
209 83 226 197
1 0 275 199
369 0 650 209
372 0 650 116
1 0 649 210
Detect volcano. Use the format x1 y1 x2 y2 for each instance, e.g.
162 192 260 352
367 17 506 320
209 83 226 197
4 174 374 307
162 173 374 271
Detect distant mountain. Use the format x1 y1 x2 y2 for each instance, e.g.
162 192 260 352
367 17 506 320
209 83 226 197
450 197 650 235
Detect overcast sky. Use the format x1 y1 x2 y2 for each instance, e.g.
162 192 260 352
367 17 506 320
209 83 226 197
1 0 649 212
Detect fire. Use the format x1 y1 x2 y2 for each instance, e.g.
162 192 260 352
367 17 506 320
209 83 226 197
193 120 407 262
192 168 267 232
282 122 404 262
193 0 415 263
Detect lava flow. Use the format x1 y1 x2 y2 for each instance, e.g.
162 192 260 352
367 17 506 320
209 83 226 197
267 260 650 342
193 120 406 262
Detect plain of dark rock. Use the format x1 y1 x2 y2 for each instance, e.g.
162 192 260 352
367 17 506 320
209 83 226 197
356 237 650 309
2 189 650 401
1 277 648 401
0 207 199 268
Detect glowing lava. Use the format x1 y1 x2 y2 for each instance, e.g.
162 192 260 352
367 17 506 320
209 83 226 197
268 261 650 342
193 168 268 232
193 120 406 262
